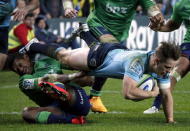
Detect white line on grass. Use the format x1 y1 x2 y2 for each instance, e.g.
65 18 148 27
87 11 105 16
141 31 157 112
0 112 21 115
0 85 18 89
1 111 190 115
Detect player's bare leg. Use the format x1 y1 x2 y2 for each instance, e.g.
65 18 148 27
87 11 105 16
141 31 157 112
56 48 90 70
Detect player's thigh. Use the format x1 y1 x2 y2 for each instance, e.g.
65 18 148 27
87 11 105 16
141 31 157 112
61 48 90 70
90 26 119 43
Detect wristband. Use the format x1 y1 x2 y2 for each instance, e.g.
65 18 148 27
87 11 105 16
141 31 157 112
63 1 73 9
147 6 161 17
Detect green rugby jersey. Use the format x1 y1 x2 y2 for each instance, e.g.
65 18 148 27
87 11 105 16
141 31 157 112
19 55 63 106
87 0 155 42
171 0 190 42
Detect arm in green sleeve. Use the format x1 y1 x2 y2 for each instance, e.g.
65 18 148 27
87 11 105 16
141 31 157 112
19 75 41 91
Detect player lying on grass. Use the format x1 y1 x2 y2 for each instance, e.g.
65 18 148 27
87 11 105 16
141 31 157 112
144 0 190 114
19 36 181 123
5 52 94 124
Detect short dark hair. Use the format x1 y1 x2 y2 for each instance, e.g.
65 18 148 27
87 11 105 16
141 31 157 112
156 41 181 62
4 53 25 71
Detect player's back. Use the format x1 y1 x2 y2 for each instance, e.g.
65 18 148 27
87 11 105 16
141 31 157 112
89 49 149 79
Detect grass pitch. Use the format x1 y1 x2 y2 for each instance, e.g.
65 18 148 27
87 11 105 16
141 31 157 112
0 71 190 131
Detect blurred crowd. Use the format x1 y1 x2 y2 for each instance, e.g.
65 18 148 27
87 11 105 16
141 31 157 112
15 0 94 19
15 0 178 20
8 0 178 54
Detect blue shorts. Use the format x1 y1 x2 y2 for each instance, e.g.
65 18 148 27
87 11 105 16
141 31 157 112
87 43 127 69
48 84 90 116
180 42 190 60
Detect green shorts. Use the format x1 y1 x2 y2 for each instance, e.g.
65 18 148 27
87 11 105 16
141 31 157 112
89 26 113 39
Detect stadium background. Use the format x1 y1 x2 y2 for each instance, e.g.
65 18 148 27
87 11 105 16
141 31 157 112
46 16 186 50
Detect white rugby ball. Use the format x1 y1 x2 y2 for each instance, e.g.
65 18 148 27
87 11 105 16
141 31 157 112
138 74 155 91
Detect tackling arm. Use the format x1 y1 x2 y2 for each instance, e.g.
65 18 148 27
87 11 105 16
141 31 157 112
39 72 86 83
19 75 41 91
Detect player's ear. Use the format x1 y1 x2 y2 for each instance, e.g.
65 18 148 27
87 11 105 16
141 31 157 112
154 57 160 65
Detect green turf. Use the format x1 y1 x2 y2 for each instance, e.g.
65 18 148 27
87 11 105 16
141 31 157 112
0 71 190 130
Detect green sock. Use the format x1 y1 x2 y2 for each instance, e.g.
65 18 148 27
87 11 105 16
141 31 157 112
90 89 101 97
35 111 51 124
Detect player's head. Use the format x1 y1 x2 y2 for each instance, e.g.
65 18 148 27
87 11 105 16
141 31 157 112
152 41 181 76
5 53 33 75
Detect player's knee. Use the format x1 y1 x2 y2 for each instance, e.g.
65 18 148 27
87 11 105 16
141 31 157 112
99 34 119 43
22 107 36 123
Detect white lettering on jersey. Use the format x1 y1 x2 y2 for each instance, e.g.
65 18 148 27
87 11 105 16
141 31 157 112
106 3 128 14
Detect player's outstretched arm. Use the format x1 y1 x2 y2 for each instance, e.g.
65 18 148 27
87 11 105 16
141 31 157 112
40 72 86 84
160 88 175 123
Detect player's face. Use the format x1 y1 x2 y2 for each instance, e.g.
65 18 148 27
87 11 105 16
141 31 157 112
13 56 33 75
155 58 177 76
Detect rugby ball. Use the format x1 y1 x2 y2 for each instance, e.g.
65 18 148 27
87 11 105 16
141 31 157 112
137 74 155 91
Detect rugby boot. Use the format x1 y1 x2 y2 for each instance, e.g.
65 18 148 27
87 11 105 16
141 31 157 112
90 96 108 113
71 116 86 124
39 82 71 101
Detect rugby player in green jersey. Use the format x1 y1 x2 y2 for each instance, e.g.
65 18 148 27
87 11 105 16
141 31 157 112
144 0 190 115
62 0 165 113
5 53 93 124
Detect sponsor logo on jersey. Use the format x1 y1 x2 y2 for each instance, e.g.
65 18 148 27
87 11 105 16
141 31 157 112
128 58 143 76
23 79 34 89
77 89 84 104
106 3 128 14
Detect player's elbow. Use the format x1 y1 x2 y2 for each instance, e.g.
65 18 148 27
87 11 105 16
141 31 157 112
123 92 134 100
